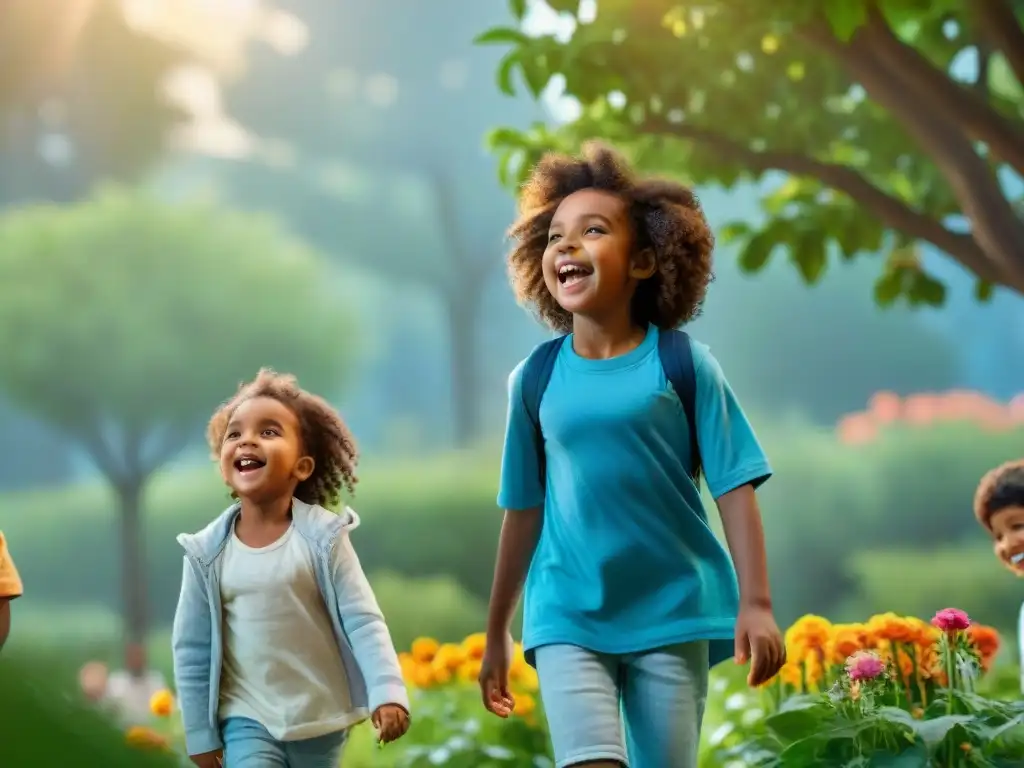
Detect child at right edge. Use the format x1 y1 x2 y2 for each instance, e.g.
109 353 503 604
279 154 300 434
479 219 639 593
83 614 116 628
974 459 1024 694
478 142 786 768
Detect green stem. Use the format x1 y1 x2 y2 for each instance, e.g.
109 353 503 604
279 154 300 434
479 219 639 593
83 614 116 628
944 634 955 717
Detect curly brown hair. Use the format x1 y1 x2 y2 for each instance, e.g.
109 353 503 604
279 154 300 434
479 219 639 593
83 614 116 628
207 369 358 508
974 459 1024 530
507 141 715 334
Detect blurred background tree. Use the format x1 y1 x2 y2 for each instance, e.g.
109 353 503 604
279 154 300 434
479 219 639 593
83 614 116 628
0 186 354 654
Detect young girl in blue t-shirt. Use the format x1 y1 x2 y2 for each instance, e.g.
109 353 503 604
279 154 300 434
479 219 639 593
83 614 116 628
479 143 785 768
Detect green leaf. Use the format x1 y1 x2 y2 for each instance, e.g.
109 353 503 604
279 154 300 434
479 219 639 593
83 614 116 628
866 742 929 767
824 0 868 41
508 0 528 21
792 232 828 283
519 55 551 99
974 280 994 302
474 26 528 46
737 230 778 273
874 706 917 729
873 269 903 306
764 701 827 740
495 51 520 96
908 272 946 307
718 221 752 243
911 715 975 749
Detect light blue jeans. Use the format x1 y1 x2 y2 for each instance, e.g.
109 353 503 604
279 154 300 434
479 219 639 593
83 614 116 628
220 717 348 768
533 641 709 768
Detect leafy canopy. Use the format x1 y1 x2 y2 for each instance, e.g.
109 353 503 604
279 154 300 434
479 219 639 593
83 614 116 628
478 0 1024 305
0 187 355 482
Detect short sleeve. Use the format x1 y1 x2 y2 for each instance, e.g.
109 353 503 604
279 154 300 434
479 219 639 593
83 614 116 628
496 360 545 510
692 343 772 500
0 531 23 598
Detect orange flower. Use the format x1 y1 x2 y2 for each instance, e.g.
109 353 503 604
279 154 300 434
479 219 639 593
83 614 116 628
411 637 439 664
868 392 901 423
967 624 1001 670
828 624 869 664
148 689 175 717
836 413 878 446
866 613 917 645
461 632 487 661
786 615 833 657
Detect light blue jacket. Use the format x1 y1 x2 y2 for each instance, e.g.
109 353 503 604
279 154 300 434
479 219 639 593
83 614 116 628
171 498 409 755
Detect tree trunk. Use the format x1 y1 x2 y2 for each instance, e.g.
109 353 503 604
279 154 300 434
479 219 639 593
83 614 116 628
117 475 148 677
445 286 482 446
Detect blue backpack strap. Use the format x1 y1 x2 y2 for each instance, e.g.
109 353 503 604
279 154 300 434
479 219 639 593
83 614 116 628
658 328 702 486
520 336 566 485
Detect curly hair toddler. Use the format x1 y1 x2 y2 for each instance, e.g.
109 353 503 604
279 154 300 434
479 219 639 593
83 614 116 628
172 369 409 768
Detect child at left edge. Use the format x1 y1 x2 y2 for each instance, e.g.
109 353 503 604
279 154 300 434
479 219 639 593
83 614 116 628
172 369 409 768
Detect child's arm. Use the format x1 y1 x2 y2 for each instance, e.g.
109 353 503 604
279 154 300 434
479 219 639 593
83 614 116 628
332 527 410 719
691 344 782 685
171 557 221 759
0 532 23 651
485 508 542 638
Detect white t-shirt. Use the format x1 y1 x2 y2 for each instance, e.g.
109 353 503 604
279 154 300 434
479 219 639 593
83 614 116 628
218 524 357 740
105 669 167 726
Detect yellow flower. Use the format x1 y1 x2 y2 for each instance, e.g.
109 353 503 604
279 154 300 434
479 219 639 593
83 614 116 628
125 726 170 751
149 689 175 718
778 659 802 688
430 661 453 685
786 614 832 659
866 613 916 645
515 692 537 717
433 642 467 671
458 658 483 683
761 35 779 54
410 663 434 689
786 61 805 81
461 632 487 660
411 637 440 664
510 660 539 692
827 623 869 664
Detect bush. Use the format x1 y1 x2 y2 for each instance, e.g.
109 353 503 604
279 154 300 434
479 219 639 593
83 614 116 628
839 545 1022 633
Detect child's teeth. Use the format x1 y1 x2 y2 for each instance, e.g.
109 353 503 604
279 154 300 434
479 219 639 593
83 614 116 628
1011 552 1024 565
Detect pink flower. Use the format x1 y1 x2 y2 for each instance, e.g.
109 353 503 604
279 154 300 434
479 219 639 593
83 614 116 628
846 651 886 682
931 608 971 632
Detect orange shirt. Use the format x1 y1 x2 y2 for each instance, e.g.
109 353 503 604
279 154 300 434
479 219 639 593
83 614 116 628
0 531 23 598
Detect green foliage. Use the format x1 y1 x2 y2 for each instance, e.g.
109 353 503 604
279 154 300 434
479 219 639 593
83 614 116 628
0 655 179 767
476 0 1024 302
0 185 354 477
840 547 1022 631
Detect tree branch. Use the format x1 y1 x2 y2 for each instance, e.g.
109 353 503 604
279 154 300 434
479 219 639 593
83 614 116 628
855 4 1024 176
973 0 1024 88
802 16 1024 292
641 116 1003 284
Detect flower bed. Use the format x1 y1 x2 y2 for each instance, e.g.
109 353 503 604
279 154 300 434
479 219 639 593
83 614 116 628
707 608 1024 767
134 616 1022 767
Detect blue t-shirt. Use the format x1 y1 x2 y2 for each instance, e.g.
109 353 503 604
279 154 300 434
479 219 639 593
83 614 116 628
497 325 771 668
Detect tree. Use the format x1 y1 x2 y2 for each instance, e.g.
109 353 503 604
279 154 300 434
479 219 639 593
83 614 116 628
478 0 1024 305
0 188 355 656
215 0 544 445
0 0 191 204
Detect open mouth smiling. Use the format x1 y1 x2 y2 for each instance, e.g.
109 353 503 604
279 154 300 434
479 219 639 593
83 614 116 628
557 261 594 286
1011 552 1024 567
234 455 266 474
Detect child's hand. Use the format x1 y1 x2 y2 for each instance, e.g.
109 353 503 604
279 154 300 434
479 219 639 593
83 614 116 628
478 631 515 718
189 749 222 768
735 604 785 686
372 704 410 744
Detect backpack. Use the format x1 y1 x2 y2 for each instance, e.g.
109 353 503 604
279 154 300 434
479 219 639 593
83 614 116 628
520 328 702 489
